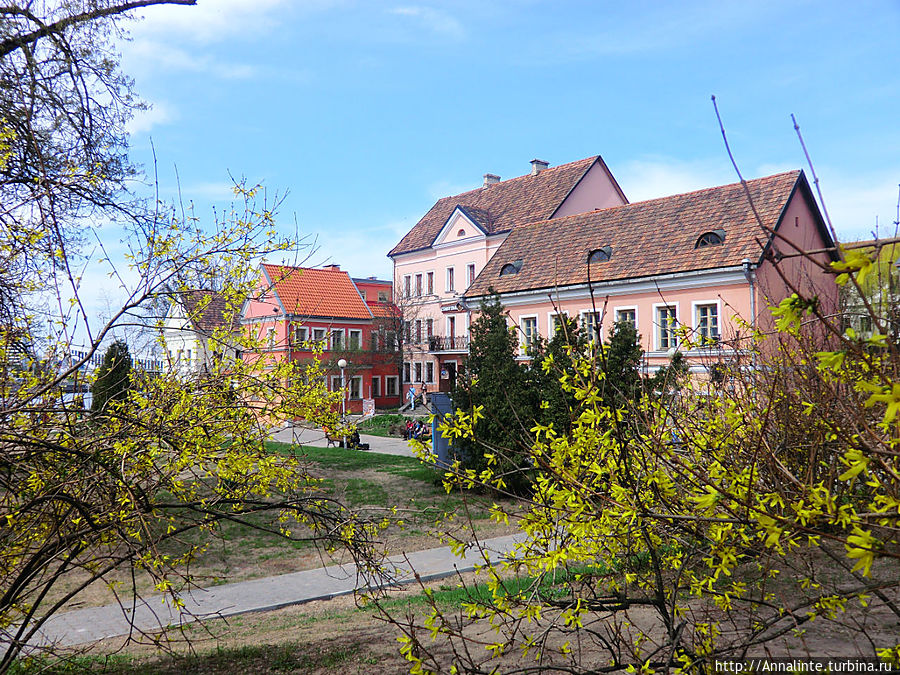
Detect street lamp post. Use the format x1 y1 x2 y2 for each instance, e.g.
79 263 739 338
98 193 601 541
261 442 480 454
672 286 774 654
337 358 347 447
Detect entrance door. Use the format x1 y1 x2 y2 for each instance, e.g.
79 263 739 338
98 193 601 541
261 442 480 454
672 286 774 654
440 361 457 393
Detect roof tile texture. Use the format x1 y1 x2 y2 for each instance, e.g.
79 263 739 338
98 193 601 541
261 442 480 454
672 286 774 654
181 290 239 333
388 156 599 256
261 264 373 320
465 171 803 298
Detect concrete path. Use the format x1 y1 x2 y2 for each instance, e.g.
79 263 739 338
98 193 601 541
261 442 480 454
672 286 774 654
271 423 416 457
30 533 525 648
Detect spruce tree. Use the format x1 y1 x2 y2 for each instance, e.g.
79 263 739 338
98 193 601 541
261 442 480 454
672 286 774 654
91 340 132 414
454 291 534 493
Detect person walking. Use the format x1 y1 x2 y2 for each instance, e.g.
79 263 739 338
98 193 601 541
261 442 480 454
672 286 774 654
407 384 417 411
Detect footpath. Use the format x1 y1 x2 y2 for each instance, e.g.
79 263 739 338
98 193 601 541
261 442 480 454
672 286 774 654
33 533 523 648
30 428 523 649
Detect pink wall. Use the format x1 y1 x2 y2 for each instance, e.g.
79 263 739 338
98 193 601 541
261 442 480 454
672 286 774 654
755 189 839 327
551 161 628 218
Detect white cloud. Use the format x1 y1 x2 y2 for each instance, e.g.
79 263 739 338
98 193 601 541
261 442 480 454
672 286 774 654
126 100 177 135
815 172 900 242
128 0 299 44
122 38 257 79
388 6 465 40
615 156 736 203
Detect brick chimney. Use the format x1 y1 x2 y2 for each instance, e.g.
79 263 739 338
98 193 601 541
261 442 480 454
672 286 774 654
483 173 500 187
530 159 549 176
323 264 340 271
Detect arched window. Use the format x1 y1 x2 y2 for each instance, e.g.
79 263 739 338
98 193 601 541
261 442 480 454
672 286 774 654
499 260 522 276
695 230 725 248
588 246 612 263
457 229 466 237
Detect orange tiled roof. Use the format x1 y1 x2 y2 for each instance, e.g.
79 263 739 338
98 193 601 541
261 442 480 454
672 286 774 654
465 170 826 298
261 264 373 320
389 156 618 257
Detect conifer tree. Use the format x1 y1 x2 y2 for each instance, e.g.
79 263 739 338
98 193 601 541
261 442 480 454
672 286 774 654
90 340 132 414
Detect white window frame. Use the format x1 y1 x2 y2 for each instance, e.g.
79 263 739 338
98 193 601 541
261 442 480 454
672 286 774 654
372 376 381 398
330 328 344 351
653 302 679 352
330 374 343 392
692 300 721 345
414 361 423 383
547 311 570 338
426 271 434 295
348 328 362 350
614 305 638 331
385 376 399 396
349 375 362 400
519 315 539 352
425 361 434 383
580 310 602 344
426 318 434 339
403 275 411 298
295 325 308 344
466 262 476 287
446 266 455 292
447 315 457 339
312 327 327 348
415 273 423 296
415 319 422 344
403 362 411 383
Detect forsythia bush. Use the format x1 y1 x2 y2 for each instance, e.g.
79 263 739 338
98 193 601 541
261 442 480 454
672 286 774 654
393 246 900 673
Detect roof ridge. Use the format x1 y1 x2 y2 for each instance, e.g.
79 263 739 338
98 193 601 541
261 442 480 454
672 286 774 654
435 155 598 203
512 170 802 233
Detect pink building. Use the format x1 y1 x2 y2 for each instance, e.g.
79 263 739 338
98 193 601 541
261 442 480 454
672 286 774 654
388 156 628 393
463 170 838 375
389 154 838 383
242 263 401 412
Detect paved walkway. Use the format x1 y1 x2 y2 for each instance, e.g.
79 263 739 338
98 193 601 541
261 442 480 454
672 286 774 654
270 423 416 457
30 533 525 648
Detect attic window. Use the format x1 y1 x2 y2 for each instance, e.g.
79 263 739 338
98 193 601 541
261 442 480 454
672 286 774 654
588 246 612 263
457 229 466 237
696 230 725 248
499 260 523 276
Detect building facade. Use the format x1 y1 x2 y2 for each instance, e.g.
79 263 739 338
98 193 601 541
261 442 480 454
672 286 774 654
388 156 628 394
162 290 239 376
241 263 401 413
463 170 838 375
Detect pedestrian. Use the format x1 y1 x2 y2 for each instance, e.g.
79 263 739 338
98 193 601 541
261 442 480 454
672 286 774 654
407 384 417 411
421 383 428 407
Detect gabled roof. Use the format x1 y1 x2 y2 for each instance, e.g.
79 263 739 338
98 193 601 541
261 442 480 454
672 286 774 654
260 264 374 320
466 170 827 298
389 156 617 257
179 290 239 333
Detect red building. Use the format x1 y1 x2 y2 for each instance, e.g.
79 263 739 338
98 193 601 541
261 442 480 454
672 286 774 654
242 263 401 413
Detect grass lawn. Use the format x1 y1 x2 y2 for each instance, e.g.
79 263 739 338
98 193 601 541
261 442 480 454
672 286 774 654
356 413 407 438
42 442 518 614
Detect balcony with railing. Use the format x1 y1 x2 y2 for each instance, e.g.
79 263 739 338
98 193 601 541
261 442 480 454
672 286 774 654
427 335 469 353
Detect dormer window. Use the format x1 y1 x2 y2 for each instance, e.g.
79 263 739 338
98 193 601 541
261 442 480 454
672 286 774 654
499 260 523 276
457 229 466 237
588 246 612 263
696 230 725 248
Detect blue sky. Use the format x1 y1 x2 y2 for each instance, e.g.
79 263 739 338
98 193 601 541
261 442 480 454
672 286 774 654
98 0 899 309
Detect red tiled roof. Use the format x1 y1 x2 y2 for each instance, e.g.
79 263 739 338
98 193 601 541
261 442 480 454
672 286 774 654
466 171 813 298
180 290 240 333
389 156 610 257
261 264 373 320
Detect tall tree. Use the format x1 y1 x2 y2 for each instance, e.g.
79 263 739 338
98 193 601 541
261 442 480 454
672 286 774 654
454 291 534 493
90 339 132 414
